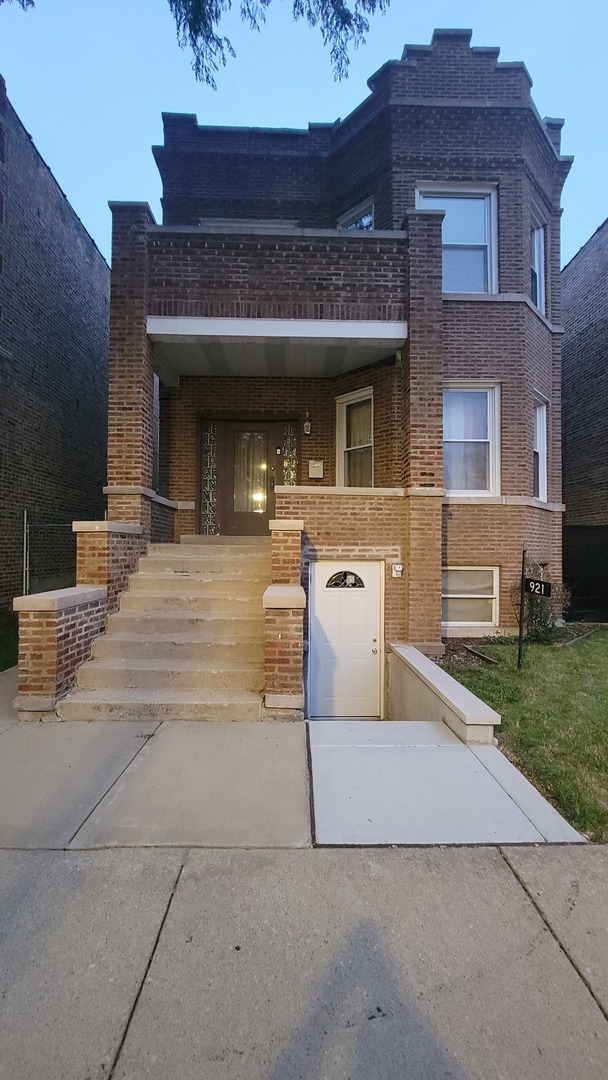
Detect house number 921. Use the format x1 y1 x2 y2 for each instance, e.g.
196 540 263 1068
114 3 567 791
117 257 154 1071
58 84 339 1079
524 577 552 598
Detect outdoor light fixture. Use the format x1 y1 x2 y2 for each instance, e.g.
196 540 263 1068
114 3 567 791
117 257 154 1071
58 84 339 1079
303 411 312 435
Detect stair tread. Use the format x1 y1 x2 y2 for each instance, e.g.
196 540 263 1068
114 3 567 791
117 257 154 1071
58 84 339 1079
86 658 261 672
98 632 263 643
63 688 262 703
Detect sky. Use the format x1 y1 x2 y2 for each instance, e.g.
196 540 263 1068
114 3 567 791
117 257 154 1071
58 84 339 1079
1 0 606 266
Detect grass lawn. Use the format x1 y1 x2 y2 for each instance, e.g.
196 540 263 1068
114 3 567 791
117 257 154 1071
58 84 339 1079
0 614 18 673
444 628 608 842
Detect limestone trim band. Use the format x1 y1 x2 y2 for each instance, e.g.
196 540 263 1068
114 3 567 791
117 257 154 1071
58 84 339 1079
443 496 565 512
13 585 107 612
263 585 306 610
269 519 304 531
275 486 405 496
103 486 178 510
72 520 144 535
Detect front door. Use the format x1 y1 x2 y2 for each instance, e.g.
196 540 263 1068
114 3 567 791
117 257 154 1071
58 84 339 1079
308 561 383 718
218 421 284 535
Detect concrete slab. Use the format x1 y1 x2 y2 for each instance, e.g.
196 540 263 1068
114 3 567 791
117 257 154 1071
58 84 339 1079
310 719 461 746
71 721 312 848
0 849 183 1080
113 848 608 1080
0 720 158 848
473 745 582 843
311 740 544 844
0 665 18 733
503 846 608 1014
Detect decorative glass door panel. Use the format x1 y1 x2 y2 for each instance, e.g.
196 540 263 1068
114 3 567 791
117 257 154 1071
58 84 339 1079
233 431 268 514
217 421 287 535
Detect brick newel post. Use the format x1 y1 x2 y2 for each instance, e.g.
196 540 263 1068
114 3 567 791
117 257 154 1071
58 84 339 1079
263 520 305 714
106 202 157 535
403 210 445 648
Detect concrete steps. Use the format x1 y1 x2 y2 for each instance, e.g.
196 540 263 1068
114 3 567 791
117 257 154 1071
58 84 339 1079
93 634 263 663
56 688 263 723
77 658 264 692
57 535 272 722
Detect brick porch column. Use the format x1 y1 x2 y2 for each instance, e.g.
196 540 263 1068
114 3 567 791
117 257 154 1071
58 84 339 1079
263 520 305 713
106 202 156 536
403 210 446 650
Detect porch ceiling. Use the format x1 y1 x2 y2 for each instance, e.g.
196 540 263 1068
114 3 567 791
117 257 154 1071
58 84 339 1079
147 316 407 384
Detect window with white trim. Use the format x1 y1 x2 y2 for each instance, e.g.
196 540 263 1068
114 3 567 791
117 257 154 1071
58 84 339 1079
442 567 499 628
336 388 373 487
531 225 546 314
443 384 501 495
533 398 548 501
416 185 498 293
337 199 374 231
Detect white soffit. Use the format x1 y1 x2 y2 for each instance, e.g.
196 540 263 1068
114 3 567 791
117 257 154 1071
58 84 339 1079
146 316 407 381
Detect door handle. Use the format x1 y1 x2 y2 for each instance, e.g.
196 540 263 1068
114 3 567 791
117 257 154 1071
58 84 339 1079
371 648 378 654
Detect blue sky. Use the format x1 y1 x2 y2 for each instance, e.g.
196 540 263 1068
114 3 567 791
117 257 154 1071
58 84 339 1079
1 0 606 265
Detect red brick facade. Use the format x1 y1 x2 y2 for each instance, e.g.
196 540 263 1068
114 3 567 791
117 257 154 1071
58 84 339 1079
562 218 608 610
100 30 571 708
0 77 109 612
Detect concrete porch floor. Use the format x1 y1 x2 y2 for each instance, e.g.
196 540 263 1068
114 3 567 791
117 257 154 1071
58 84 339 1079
0 668 580 848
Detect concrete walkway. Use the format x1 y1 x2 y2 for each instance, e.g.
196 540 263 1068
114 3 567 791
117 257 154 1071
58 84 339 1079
0 668 579 849
1 667 607 1078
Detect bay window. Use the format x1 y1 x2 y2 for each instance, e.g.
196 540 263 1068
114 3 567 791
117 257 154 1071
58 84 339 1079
443 384 500 495
416 184 498 293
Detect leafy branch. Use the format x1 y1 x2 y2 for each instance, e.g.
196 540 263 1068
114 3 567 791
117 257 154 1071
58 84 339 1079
1 0 389 88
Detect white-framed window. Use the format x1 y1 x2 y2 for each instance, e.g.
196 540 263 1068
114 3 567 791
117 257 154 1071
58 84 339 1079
443 383 501 495
416 183 498 293
337 199 374 232
533 397 548 501
531 225 546 314
336 387 373 487
442 567 499 628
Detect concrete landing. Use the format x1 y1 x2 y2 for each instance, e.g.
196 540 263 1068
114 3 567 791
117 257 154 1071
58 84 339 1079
309 721 582 846
70 721 312 849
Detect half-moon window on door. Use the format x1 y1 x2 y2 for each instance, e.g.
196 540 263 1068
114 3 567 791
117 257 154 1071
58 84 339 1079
326 570 365 589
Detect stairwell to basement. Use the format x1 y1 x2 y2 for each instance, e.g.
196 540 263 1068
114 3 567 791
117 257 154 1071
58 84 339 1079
56 536 271 722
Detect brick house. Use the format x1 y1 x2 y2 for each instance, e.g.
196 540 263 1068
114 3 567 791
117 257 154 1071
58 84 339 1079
0 76 109 612
562 218 608 613
13 30 572 722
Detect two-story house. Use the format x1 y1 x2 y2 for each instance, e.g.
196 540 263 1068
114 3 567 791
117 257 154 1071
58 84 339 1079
13 30 572 723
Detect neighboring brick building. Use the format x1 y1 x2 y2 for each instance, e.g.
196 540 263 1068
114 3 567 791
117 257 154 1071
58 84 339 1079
0 76 109 612
17 30 571 720
562 218 608 613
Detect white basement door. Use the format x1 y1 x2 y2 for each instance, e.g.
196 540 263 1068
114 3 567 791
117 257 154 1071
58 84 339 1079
308 561 382 718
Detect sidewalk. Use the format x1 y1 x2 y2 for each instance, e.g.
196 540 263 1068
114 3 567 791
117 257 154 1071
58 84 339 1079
1 666 607 1078
0 846 607 1079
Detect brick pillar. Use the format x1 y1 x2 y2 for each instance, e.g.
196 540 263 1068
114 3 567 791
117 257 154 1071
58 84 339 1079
263 520 305 714
74 521 147 614
403 210 445 649
13 587 107 716
106 202 156 535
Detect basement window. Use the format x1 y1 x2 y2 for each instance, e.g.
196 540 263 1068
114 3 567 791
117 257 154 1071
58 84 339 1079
442 568 499 629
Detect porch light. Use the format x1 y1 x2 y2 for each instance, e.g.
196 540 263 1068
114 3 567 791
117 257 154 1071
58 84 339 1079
303 412 312 435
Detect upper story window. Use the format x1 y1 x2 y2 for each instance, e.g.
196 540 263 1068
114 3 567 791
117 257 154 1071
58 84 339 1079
443 383 501 496
337 199 374 232
533 397 548 501
336 388 373 487
416 184 498 294
531 225 546 314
